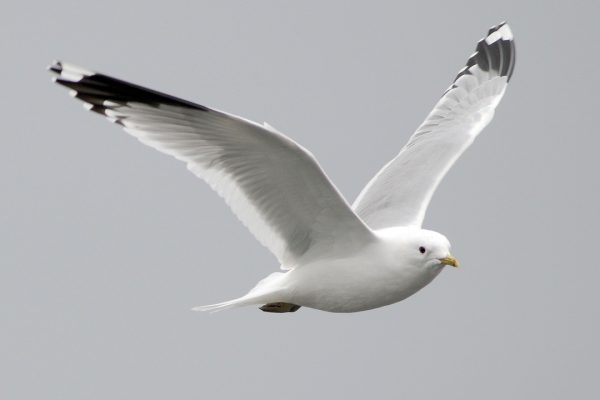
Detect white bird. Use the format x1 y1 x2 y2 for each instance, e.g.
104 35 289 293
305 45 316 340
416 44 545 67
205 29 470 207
50 22 515 313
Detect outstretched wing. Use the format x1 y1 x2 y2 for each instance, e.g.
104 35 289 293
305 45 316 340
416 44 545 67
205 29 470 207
50 61 374 267
353 22 515 229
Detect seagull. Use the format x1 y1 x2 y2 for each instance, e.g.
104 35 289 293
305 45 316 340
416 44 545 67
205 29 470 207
50 22 515 313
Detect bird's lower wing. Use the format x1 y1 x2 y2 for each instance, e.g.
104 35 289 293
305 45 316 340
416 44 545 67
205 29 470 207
353 22 515 229
50 62 374 267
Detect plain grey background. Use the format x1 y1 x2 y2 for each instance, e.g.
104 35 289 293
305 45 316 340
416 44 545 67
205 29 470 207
3 1 599 399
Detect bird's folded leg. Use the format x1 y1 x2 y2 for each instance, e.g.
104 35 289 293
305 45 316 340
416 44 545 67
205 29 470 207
259 302 301 313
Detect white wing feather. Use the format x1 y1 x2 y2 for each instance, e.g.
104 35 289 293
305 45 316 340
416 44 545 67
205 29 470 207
353 23 516 228
50 62 374 267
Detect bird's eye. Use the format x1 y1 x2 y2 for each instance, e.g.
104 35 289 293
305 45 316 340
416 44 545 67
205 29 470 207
419 246 426 254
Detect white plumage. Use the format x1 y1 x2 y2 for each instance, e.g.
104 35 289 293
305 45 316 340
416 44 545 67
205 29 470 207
50 22 515 313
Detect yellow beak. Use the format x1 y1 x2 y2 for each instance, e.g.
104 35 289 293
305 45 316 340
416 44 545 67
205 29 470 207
439 255 459 268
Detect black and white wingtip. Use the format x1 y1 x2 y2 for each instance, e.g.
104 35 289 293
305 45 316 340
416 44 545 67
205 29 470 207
449 22 516 92
48 60 209 123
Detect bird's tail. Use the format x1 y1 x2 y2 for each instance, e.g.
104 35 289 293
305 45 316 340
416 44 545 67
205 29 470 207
191 292 266 312
192 272 287 313
191 298 244 313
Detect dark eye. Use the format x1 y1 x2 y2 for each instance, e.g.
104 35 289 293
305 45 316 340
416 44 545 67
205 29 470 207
419 246 426 254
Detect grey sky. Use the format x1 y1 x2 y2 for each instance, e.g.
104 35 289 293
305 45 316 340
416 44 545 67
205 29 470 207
3 1 599 399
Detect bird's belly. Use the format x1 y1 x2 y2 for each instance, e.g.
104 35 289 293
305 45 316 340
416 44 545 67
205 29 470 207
285 262 442 313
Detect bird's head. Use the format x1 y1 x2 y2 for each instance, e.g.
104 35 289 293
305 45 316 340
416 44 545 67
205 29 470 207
382 227 458 270
410 229 458 269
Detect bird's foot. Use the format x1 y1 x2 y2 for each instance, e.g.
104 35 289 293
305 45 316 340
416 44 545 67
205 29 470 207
259 302 301 313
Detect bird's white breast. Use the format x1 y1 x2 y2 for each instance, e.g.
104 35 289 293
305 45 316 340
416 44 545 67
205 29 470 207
281 237 444 312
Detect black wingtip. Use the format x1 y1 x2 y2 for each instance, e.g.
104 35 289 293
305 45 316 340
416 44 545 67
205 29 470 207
47 60 62 74
452 22 516 86
50 60 212 123
489 20 508 34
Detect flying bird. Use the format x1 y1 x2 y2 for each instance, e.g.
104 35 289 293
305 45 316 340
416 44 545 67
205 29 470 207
50 22 515 313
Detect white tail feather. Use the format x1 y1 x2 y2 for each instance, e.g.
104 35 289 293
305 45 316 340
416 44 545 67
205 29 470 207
192 272 287 313
191 300 242 313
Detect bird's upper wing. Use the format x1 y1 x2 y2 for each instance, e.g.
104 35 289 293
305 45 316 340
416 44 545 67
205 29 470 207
353 22 515 229
50 61 375 268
